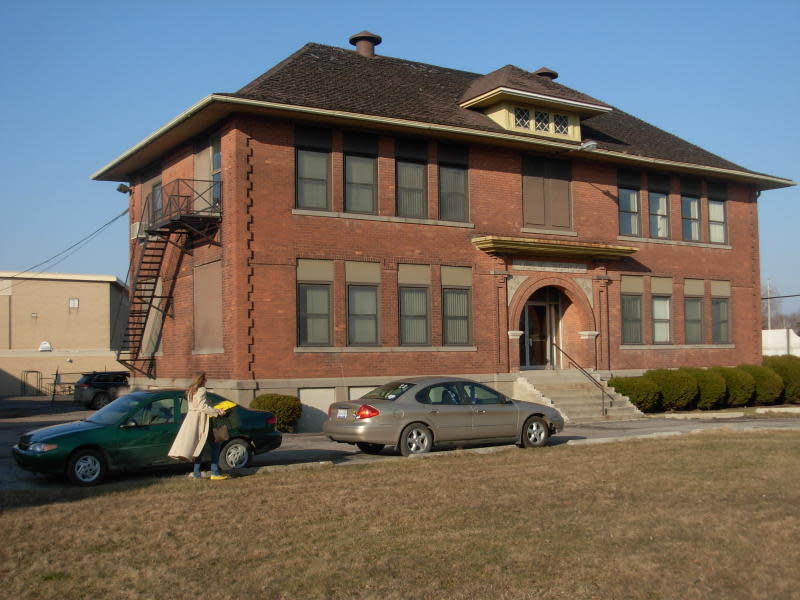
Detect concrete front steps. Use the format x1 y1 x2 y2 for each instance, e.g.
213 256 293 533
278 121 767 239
518 370 644 425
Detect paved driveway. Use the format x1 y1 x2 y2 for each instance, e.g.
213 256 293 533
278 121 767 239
3 396 800 489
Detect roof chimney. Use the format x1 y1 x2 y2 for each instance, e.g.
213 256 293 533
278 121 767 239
349 30 382 57
533 67 559 81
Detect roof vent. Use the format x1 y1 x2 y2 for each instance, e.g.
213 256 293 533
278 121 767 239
349 30 382 57
533 67 559 81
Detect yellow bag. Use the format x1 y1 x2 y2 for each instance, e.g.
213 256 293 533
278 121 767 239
213 400 237 411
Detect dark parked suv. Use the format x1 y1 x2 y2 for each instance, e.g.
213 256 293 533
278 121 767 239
74 371 129 409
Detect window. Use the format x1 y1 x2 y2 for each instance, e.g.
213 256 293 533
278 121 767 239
442 288 470 345
684 297 703 344
514 107 530 129
522 156 571 230
396 161 426 218
652 296 671 344
712 298 730 344
297 284 331 346
297 150 329 209
553 114 569 135
344 132 379 214
462 382 505 405
131 398 175 427
68 298 79 310
681 179 701 241
211 135 222 208
534 110 549 131
151 181 163 222
295 125 332 210
399 287 429 345
708 200 727 244
648 173 671 239
417 383 463 405
438 144 468 222
347 285 378 345
621 294 643 344
618 170 641 236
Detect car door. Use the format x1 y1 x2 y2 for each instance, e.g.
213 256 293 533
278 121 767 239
113 396 181 468
413 383 474 441
461 382 518 439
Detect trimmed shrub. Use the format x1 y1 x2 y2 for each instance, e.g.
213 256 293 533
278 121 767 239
608 377 661 413
251 394 302 432
762 355 800 404
709 367 755 407
642 369 698 411
678 368 726 410
738 364 784 405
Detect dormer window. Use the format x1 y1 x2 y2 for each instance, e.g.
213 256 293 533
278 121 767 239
514 107 530 129
534 110 549 132
554 114 569 135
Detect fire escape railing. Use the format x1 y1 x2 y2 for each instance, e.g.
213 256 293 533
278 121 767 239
118 178 222 377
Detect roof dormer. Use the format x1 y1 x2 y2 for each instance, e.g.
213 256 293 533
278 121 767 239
460 65 611 142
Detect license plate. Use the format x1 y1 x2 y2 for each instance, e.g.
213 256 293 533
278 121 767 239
337 408 348 419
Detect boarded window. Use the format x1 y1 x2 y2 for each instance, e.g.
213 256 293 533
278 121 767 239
522 157 571 230
193 260 223 353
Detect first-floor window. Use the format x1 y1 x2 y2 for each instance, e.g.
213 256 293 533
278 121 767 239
297 284 330 346
348 285 378 345
621 294 643 344
712 298 730 344
68 297 79 310
442 288 470 345
652 296 671 344
399 287 429 345
684 297 704 344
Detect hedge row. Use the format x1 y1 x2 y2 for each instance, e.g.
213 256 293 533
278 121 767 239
608 355 800 413
251 394 303 432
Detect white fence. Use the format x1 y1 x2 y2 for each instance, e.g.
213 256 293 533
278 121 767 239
762 328 800 357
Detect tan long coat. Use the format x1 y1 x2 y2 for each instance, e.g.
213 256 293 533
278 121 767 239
168 387 220 461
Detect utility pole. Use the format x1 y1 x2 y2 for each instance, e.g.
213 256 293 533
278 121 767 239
767 279 772 330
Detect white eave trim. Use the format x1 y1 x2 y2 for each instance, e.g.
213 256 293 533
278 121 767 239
91 94 796 190
459 86 613 113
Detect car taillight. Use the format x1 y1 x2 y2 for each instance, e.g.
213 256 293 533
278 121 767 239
355 405 380 419
266 415 277 426
80 384 89 388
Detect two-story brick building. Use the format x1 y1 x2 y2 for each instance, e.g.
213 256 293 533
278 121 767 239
92 32 793 427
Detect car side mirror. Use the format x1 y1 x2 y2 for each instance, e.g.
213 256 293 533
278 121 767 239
120 419 137 428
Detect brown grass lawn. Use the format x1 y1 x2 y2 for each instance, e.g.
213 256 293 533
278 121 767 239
2 431 799 600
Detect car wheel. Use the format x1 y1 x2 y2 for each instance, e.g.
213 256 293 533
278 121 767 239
91 392 111 410
356 442 385 455
220 438 252 470
66 448 107 486
398 423 433 457
521 416 550 448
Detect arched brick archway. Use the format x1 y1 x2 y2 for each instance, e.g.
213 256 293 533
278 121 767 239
508 274 598 371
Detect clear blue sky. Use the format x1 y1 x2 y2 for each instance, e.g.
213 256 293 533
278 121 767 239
1 0 798 309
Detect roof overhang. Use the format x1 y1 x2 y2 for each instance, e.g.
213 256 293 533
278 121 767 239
458 87 612 116
471 235 638 260
91 95 796 191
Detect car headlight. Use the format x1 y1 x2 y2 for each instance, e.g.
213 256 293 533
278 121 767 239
28 442 58 453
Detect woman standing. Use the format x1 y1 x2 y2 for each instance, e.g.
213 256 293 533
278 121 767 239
169 372 229 480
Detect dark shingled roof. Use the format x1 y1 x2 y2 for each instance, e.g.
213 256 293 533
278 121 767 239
232 43 749 173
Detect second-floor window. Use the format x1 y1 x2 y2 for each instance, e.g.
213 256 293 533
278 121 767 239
707 181 728 245
396 138 428 219
522 156 571 230
681 178 701 241
648 172 671 239
618 170 641 236
211 135 221 208
344 132 378 214
438 144 468 222
295 126 332 210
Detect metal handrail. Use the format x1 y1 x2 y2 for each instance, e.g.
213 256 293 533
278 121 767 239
551 341 612 416
143 178 221 230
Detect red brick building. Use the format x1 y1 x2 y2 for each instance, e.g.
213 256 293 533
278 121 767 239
93 33 793 426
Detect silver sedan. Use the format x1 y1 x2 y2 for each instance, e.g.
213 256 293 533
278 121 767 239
322 376 564 456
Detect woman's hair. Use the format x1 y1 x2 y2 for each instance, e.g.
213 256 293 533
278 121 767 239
187 372 206 399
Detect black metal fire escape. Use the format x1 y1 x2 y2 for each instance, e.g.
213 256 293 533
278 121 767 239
117 179 221 377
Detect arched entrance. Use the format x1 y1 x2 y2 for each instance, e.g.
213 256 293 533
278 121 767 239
518 286 568 369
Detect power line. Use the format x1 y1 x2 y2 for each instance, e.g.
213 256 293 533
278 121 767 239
0 208 129 294
762 294 800 300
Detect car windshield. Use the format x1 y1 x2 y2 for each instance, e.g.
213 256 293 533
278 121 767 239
85 394 142 425
361 382 413 401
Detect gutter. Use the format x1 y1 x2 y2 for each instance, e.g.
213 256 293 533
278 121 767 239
91 94 796 190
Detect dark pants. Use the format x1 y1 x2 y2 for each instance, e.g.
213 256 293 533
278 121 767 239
193 426 222 474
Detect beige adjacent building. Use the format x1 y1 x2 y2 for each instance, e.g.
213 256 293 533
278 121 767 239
0 272 129 396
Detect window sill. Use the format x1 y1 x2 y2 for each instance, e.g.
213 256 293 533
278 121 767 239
619 344 735 350
617 236 731 250
294 345 477 353
292 209 474 228
521 227 578 237
192 348 225 355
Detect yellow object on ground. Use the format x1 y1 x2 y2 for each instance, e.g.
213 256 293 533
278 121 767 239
213 400 237 411
210 474 231 481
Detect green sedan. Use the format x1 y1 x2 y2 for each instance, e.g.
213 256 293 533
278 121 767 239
12 390 282 486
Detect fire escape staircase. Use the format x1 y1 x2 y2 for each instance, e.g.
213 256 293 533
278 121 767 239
117 179 221 377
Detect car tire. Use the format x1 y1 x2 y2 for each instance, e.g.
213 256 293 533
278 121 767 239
521 416 550 448
91 392 111 410
356 442 385 455
398 423 433 457
220 438 252 470
66 448 107 486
